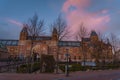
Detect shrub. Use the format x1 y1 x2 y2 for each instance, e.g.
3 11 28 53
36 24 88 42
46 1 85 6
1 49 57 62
59 63 85 72
33 62 40 71
17 62 40 73
59 62 120 72
40 54 55 73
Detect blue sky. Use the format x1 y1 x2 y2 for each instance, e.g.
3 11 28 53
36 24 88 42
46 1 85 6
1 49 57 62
0 0 120 39
0 0 65 39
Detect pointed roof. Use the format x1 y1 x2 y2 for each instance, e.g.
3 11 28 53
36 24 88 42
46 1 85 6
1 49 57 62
107 38 111 46
21 26 28 33
53 27 57 34
91 30 97 36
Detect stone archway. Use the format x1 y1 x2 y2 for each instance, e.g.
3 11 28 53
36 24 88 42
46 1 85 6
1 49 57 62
32 44 48 60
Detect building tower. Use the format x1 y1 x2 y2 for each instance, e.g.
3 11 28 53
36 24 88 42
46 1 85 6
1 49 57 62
19 26 28 58
52 28 58 41
19 27 28 40
90 30 98 42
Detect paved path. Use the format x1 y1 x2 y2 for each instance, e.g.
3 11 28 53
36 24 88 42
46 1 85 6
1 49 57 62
0 69 120 80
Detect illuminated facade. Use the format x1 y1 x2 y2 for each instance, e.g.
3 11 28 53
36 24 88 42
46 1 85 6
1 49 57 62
0 27 113 62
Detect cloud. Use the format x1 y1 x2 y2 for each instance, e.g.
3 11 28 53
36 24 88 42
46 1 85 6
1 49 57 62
101 9 108 14
6 18 23 27
62 0 90 13
118 11 120 14
62 0 111 34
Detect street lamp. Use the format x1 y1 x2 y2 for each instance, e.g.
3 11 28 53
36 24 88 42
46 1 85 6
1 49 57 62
65 48 69 77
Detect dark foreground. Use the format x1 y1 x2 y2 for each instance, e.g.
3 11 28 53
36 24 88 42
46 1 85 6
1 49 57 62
0 69 120 80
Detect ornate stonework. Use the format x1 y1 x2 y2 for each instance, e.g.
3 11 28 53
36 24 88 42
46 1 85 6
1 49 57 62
0 28 113 62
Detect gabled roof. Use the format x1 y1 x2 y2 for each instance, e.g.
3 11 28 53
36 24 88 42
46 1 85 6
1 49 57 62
58 41 81 47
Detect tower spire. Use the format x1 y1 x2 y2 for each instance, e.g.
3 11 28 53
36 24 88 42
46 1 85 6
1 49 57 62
52 27 58 41
19 26 28 40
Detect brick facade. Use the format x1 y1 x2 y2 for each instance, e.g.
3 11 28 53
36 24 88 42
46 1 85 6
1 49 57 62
2 27 113 62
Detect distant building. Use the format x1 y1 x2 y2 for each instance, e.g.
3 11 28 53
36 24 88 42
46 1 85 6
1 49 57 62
0 27 113 62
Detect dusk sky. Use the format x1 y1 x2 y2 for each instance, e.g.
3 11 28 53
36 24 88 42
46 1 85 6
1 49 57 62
0 0 120 40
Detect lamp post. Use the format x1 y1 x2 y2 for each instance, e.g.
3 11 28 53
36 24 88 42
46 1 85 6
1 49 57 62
65 48 69 77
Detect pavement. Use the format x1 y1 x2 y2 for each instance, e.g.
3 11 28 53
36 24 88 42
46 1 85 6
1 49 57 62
0 69 120 80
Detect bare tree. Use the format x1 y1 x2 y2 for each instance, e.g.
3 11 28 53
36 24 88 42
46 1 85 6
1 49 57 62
109 33 119 62
91 37 110 65
50 15 70 73
110 33 118 52
25 14 45 37
97 31 106 42
50 15 70 40
75 23 88 41
75 23 88 66
24 14 45 73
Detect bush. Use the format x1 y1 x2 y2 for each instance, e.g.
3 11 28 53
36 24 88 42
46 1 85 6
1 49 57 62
17 64 28 73
70 64 81 71
17 62 40 73
59 62 120 72
40 54 55 73
59 63 86 72
33 62 41 71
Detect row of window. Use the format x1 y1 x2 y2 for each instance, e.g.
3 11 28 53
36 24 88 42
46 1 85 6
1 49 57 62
0 40 18 46
63 56 81 60
58 42 80 46
27 37 51 40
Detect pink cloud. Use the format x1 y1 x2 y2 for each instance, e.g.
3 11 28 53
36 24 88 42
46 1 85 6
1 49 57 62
62 0 111 34
101 9 108 14
6 19 23 27
62 0 90 13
